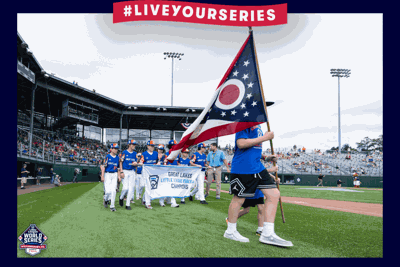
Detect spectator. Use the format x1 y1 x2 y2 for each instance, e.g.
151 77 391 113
20 164 29 189
205 143 231 200
345 153 351 160
302 147 306 153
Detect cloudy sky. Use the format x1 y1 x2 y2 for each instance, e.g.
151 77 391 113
17 13 382 152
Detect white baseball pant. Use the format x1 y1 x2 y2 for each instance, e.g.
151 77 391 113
190 171 206 201
159 197 177 206
135 174 142 200
119 170 136 207
104 172 118 208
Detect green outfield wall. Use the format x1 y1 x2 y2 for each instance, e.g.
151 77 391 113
221 172 383 188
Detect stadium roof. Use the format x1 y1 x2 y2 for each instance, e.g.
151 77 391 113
17 31 204 131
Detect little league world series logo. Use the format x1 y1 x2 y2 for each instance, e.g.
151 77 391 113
149 175 159 190
18 224 47 256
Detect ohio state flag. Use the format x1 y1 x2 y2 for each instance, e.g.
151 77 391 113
167 30 268 161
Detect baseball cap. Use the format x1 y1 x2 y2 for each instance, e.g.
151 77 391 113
128 139 137 145
158 144 165 150
147 140 155 146
182 148 190 153
110 143 119 149
168 140 177 146
198 143 205 149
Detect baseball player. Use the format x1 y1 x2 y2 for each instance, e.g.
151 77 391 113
73 168 80 183
101 143 121 212
157 144 166 165
189 143 208 204
134 152 143 201
118 140 138 210
139 140 160 209
160 140 180 207
36 167 42 185
178 148 191 204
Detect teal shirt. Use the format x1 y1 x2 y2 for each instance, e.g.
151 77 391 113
206 150 226 167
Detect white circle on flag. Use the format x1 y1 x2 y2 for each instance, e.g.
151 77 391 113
215 79 245 110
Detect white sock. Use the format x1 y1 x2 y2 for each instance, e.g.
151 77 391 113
257 227 263 232
263 222 274 236
227 222 237 234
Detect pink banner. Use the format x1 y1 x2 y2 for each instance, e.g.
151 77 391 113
113 1 287 27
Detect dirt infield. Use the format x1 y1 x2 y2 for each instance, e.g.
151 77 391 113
17 184 382 217
210 189 383 217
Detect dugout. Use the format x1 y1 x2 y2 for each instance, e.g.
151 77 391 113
18 30 220 186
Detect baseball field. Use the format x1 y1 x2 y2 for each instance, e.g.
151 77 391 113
17 182 383 257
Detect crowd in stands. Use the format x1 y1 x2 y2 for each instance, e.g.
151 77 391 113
17 127 383 176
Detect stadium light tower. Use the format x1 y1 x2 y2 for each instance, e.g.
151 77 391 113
164 52 184 106
330 68 351 154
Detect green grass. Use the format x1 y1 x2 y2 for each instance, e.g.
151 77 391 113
17 182 98 236
212 183 383 204
17 183 382 258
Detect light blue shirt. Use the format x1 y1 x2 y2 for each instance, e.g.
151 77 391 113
207 150 226 167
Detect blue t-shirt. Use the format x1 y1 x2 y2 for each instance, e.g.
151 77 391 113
231 125 265 174
179 157 191 166
103 154 120 173
191 151 207 171
141 151 158 165
120 150 137 170
165 151 180 165
246 189 264 200
21 168 28 177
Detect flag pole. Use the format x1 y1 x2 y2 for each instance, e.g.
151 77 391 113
249 26 286 223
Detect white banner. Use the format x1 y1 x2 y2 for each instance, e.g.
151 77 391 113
142 165 201 200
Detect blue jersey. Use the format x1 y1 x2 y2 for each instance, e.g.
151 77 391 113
103 153 120 173
231 125 265 174
179 157 191 166
158 154 166 165
165 151 180 165
136 165 142 174
120 150 137 170
246 189 264 200
191 151 207 171
140 151 158 165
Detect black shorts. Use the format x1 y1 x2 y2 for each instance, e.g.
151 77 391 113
229 169 277 198
242 197 264 208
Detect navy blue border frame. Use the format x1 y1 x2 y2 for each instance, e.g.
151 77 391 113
12 0 387 263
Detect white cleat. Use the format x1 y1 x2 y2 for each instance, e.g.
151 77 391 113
171 203 180 208
259 234 293 247
223 230 250 243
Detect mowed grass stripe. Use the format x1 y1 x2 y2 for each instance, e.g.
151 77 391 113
17 183 98 236
18 183 382 257
210 183 383 204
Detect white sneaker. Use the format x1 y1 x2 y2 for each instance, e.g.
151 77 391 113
223 230 249 243
145 205 153 209
171 203 180 208
259 233 293 247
